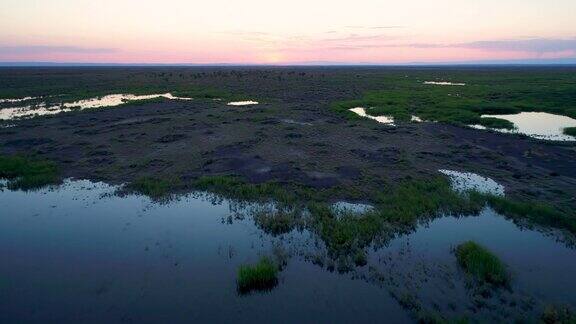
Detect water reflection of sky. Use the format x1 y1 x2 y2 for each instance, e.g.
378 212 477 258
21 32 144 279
423 81 466 86
349 107 395 125
0 93 193 120
0 180 408 323
480 112 576 141
376 208 576 309
1 180 575 321
227 101 259 106
439 169 505 196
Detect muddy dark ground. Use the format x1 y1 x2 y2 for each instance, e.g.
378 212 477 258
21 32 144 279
0 67 575 213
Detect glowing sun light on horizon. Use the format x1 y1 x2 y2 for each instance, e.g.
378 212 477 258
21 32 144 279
262 52 284 64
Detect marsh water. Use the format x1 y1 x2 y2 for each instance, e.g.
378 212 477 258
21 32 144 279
227 101 259 106
0 94 193 120
348 105 576 142
1 180 575 322
3 92 575 143
439 169 505 196
423 81 466 86
0 95 265 121
349 107 395 125
480 112 576 141
0 180 409 323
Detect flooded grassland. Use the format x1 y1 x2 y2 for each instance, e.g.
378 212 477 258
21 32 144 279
1 67 576 322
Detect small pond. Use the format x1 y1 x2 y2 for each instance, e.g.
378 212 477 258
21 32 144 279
423 81 466 86
478 112 576 141
0 93 193 120
227 101 259 106
349 107 395 125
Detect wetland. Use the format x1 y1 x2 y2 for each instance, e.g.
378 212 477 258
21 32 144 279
1 66 576 323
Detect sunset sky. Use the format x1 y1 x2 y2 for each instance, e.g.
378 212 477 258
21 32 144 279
1 0 575 64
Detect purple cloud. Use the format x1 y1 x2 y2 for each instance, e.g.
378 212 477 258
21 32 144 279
314 37 576 53
455 38 576 53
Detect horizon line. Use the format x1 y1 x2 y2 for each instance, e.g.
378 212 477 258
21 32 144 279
1 57 576 67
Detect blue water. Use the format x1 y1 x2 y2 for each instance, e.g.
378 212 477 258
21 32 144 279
0 180 408 323
1 179 575 322
365 209 576 319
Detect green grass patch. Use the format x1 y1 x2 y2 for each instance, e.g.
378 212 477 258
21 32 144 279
0 155 59 190
541 304 576 324
353 250 367 266
127 176 179 198
193 175 346 205
478 117 515 130
312 177 484 255
115 97 170 107
193 175 575 258
486 196 576 233
171 87 228 100
417 311 470 324
315 178 575 257
237 256 279 294
563 127 576 137
455 241 509 286
332 75 576 126
253 209 299 236
194 176 296 204
374 177 483 224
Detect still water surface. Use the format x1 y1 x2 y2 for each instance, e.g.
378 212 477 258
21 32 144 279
480 112 576 141
0 94 192 120
1 180 575 322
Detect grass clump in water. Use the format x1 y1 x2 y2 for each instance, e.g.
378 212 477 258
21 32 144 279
194 175 575 263
253 209 299 236
455 241 509 286
313 177 483 256
237 257 279 294
353 250 367 266
417 311 470 324
0 155 59 190
541 304 576 324
486 195 576 234
193 175 331 205
195 176 289 201
563 127 576 136
116 97 169 107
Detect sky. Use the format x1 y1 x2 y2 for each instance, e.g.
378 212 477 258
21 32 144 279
1 0 575 64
